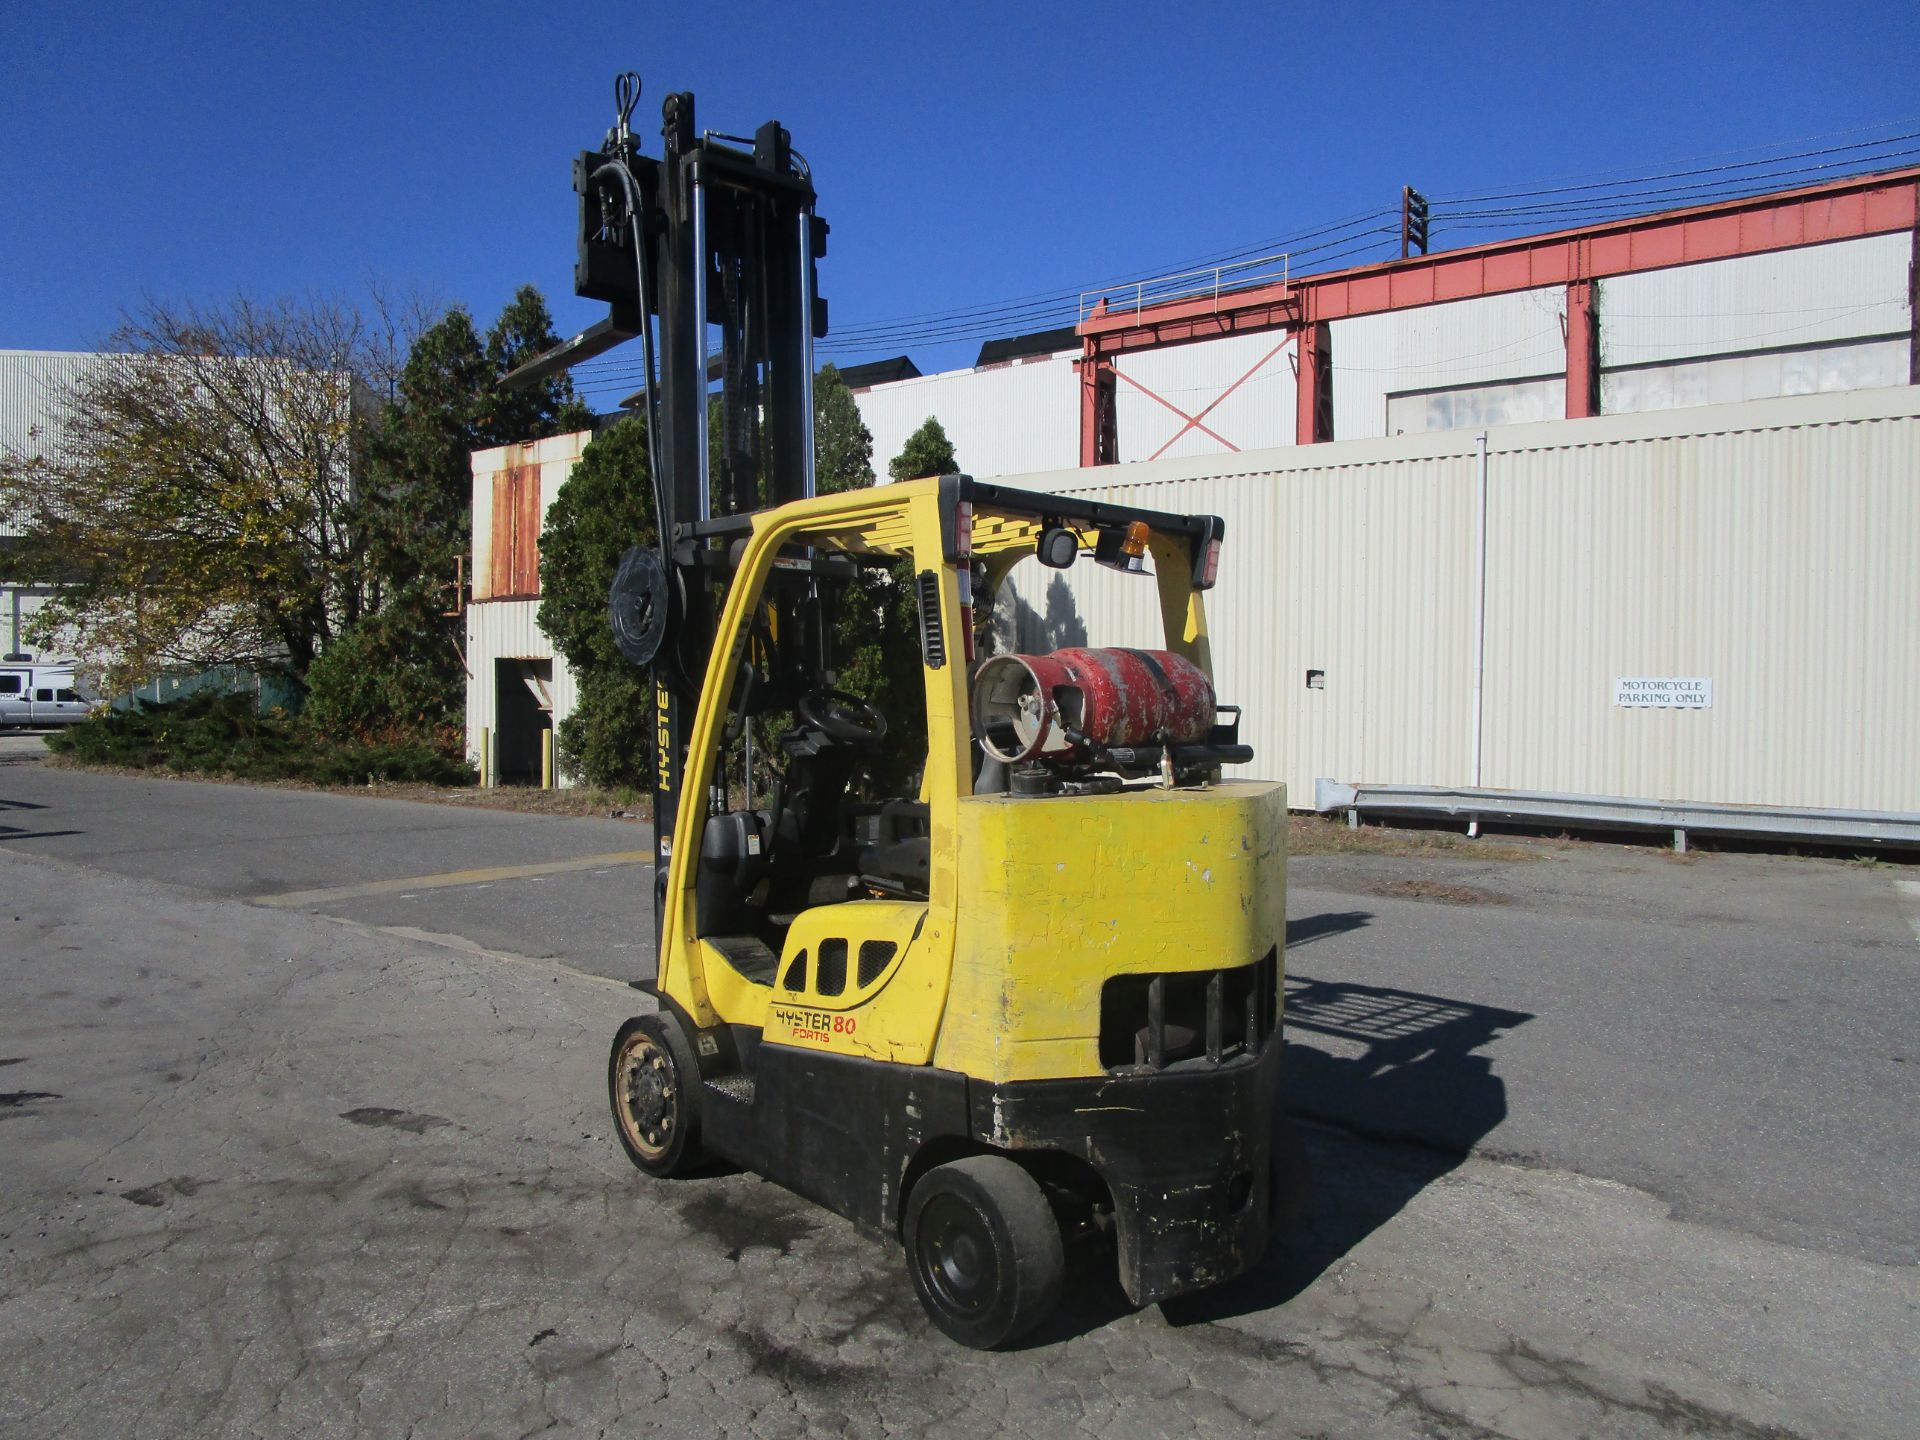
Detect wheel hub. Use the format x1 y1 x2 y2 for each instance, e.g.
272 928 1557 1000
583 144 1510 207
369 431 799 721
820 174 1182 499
619 1039 676 1156
918 1196 998 1316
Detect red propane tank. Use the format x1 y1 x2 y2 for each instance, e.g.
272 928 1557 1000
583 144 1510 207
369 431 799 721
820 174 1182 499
971 647 1215 764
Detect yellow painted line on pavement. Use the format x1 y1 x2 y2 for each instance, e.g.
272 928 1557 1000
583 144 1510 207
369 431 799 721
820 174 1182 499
312 915 641 992
254 849 653 909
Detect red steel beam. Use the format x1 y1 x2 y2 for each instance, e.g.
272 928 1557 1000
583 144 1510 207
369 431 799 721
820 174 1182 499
1565 279 1599 419
1080 165 1920 360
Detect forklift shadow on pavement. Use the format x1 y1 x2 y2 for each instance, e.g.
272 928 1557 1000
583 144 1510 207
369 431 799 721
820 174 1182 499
1157 957 1533 1330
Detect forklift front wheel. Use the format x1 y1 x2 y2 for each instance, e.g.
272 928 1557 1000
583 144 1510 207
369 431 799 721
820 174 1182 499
608 1014 703 1177
904 1156 1064 1349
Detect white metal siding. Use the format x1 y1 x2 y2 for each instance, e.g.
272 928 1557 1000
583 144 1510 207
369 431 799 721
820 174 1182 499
1114 331 1297 462
1600 232 1913 366
991 386 1920 815
463 598 579 785
0 351 98 463
854 354 1079 480
1479 399 1920 810
1331 287 1569 441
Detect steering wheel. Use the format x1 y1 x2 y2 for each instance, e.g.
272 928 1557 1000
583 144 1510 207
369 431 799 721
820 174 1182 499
798 687 888 745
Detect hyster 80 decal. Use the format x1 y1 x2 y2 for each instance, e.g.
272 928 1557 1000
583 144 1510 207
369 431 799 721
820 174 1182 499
772 1004 856 1045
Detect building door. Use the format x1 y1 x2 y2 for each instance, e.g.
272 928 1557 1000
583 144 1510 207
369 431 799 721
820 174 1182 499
493 659 553 785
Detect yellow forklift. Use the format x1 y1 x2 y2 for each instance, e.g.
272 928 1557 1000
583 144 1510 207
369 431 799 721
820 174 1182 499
511 74 1298 1348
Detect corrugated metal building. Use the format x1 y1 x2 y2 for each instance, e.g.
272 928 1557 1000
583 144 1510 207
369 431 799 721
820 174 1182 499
465 168 1918 828
465 431 589 784
994 386 1920 830
850 168 1918 477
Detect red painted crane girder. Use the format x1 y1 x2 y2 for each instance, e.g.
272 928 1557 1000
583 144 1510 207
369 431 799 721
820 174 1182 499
1079 166 1920 359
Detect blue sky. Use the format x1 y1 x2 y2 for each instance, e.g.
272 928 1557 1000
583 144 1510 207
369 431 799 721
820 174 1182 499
4 1 1917 408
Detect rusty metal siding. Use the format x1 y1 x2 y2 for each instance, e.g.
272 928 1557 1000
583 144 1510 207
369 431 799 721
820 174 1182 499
469 431 590 603
993 386 1920 815
485 465 542 599
488 469 519 598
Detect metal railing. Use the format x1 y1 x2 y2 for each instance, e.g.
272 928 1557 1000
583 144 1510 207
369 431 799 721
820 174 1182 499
1079 252 1291 324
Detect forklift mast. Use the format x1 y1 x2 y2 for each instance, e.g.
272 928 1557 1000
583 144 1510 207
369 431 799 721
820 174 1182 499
507 72 831 923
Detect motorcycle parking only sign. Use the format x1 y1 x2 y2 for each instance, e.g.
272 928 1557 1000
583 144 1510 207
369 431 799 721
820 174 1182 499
1614 677 1713 709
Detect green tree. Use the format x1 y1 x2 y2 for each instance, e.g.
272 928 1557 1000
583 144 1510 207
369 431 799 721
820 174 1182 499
0 296 371 694
309 287 590 747
814 363 876 494
537 418 655 789
887 415 958 483
834 414 965 790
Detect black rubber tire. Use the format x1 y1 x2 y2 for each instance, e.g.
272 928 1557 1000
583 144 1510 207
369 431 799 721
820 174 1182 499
1270 1116 1312 1228
608 1013 703 1177
904 1156 1064 1349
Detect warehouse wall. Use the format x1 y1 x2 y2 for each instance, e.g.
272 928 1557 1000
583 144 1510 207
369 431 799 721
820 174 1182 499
1331 286 1569 441
1115 330 1297 461
853 352 1079 479
463 598 580 787
1598 232 1912 413
995 385 1920 816
468 431 591 784
850 229 1914 468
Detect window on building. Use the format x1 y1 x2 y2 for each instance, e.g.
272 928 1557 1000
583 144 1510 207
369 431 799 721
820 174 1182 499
1386 375 1566 435
1599 337 1907 415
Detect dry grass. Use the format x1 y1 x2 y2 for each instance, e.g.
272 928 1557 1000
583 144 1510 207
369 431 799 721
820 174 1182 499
1286 813 1544 862
43 752 653 823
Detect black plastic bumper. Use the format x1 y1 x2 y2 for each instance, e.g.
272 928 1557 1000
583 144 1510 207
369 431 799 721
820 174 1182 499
971 1039 1282 1305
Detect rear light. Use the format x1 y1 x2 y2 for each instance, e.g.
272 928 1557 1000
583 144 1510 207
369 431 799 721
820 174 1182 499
952 500 974 560
1196 536 1222 590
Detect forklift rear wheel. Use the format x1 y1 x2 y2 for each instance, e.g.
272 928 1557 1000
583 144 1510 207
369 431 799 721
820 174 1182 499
904 1156 1064 1349
608 1014 703 1177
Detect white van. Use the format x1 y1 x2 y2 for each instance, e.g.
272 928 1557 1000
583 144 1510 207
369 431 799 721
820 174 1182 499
0 659 95 727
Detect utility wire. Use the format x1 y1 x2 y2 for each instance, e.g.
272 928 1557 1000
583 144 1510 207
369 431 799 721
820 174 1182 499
576 118 1920 374
1435 128 1920 204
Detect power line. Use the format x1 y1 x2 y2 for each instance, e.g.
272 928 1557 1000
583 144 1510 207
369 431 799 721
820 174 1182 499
1436 127 1920 205
577 117 1920 375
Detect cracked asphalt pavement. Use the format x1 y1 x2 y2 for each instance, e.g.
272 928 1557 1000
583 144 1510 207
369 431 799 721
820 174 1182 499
0 751 1915 1437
